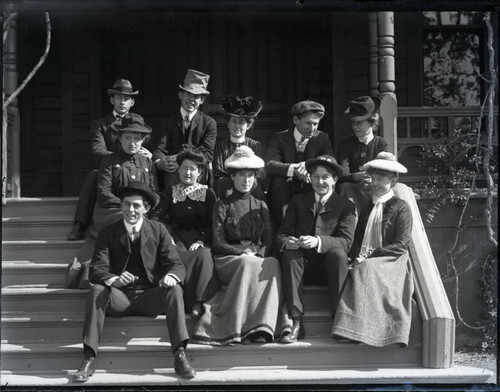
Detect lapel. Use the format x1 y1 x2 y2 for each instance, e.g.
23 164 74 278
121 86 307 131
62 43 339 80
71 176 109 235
382 197 399 221
117 220 131 254
139 219 153 259
305 192 316 218
284 128 297 162
174 112 183 133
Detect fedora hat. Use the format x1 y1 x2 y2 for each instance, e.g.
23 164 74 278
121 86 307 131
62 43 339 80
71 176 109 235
363 152 407 174
179 69 210 95
305 155 344 177
221 96 263 119
111 113 152 134
118 181 158 207
107 79 139 96
291 100 325 117
344 96 381 121
224 146 264 170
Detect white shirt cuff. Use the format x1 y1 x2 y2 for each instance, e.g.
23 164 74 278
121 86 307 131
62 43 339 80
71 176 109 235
105 276 119 287
316 236 323 253
167 273 180 282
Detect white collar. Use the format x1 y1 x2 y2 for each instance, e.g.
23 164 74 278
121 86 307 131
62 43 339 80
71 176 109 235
113 110 127 119
124 218 144 234
230 135 246 144
357 132 374 145
180 107 197 122
315 190 333 204
372 189 394 205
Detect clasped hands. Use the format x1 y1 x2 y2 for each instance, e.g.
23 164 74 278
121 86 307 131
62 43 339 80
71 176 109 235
112 271 177 288
285 235 319 250
293 161 310 183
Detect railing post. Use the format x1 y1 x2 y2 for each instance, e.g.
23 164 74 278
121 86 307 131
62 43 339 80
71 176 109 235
368 13 378 97
377 12 398 156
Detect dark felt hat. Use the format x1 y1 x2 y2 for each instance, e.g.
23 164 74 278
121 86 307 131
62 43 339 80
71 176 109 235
107 79 139 96
179 69 210 95
344 96 381 121
291 100 325 117
118 181 158 207
221 96 263 119
111 113 152 134
305 155 344 177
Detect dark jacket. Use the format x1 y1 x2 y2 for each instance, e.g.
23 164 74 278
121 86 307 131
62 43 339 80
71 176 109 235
90 113 120 169
350 196 412 259
265 128 333 178
276 191 356 255
89 218 186 286
151 110 217 163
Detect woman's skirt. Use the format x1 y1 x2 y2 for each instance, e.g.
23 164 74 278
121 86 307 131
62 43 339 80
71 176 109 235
331 252 414 347
192 254 289 345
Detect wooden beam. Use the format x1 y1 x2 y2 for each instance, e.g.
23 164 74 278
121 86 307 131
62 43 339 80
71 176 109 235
393 183 455 369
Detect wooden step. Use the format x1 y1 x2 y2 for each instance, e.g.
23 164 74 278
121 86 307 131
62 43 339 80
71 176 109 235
1 240 82 261
1 310 333 344
2 216 74 240
0 338 423 373
2 262 67 287
2 198 77 218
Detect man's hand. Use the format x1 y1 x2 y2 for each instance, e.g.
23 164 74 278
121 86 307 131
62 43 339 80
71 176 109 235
159 274 178 288
285 236 300 250
297 235 319 249
294 161 310 183
112 271 138 288
156 155 178 173
352 171 371 184
138 147 152 159
189 240 204 251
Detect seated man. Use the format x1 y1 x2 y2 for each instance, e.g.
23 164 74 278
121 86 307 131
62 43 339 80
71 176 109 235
151 69 217 191
265 100 333 229
73 181 195 382
67 79 152 240
276 155 356 343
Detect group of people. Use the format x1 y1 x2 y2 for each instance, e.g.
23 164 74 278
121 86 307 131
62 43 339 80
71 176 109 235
70 69 415 382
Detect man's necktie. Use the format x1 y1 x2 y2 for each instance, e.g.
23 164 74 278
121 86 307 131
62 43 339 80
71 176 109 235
315 197 324 219
297 136 307 153
130 226 138 242
183 115 190 134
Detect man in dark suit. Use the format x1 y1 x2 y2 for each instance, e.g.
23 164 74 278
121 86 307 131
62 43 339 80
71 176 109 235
73 181 195 382
265 101 333 228
151 69 217 190
67 79 153 240
276 155 356 343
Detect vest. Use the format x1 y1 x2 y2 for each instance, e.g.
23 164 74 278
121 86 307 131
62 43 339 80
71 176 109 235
125 238 152 289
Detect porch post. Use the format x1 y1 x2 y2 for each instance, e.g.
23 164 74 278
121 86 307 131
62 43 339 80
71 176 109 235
377 12 398 156
3 13 21 198
368 13 378 97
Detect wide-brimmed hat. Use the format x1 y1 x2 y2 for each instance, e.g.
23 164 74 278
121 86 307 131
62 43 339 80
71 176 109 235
118 181 158 207
224 146 264 170
111 113 152 134
344 96 381 121
291 100 325 117
363 152 407 174
305 155 344 177
221 96 263 119
179 69 210 95
107 79 139 97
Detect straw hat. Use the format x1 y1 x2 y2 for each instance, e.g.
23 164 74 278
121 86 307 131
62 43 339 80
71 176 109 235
224 146 264 170
363 152 407 174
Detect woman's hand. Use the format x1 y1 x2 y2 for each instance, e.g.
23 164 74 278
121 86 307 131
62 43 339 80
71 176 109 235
189 241 204 251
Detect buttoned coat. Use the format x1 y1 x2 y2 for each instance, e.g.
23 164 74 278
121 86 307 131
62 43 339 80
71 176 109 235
90 113 121 169
89 218 186 286
265 128 333 178
152 111 217 163
276 191 356 255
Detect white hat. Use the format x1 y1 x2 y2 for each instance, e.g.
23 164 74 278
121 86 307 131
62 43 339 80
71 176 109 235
363 152 407 174
224 146 264 170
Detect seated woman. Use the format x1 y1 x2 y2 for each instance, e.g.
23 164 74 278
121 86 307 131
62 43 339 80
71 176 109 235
153 148 219 317
192 146 289 345
212 95 265 200
331 152 414 347
336 96 389 218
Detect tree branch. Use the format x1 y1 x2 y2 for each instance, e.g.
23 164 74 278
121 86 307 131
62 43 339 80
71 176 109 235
3 12 51 110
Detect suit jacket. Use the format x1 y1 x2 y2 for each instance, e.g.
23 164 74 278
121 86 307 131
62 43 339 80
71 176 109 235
265 128 333 178
151 110 217 163
350 196 412 259
90 113 119 169
89 218 186 286
276 191 356 255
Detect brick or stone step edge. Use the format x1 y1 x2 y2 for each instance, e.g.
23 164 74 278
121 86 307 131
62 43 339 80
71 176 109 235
0 365 494 387
2 198 78 218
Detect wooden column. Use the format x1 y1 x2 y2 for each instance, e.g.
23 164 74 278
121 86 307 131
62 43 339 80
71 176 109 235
3 13 21 198
377 12 398 156
368 13 378 97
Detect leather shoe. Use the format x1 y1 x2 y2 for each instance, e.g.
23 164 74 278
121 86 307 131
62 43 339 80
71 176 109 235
174 347 196 379
73 357 96 382
67 221 85 241
280 316 305 344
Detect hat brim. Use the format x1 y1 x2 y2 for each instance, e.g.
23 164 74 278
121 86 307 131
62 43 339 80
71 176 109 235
305 158 344 178
111 123 152 134
225 156 264 170
221 107 262 119
363 159 407 174
179 85 210 95
345 96 381 121
118 186 158 208
107 89 139 97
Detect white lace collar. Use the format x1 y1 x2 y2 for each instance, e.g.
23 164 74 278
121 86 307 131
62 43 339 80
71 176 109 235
172 183 208 204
